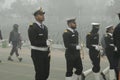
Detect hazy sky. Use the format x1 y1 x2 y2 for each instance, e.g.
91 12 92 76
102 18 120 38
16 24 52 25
0 0 16 10
0 0 119 43
0 0 49 11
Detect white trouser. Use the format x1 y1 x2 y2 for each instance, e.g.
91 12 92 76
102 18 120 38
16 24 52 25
72 74 81 80
93 72 100 80
109 69 116 80
65 77 72 80
83 69 92 77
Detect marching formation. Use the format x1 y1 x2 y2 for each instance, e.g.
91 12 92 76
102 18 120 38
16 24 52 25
27 7 120 80
0 7 120 80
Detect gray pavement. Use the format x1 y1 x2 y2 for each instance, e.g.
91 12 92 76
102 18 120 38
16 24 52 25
0 47 109 80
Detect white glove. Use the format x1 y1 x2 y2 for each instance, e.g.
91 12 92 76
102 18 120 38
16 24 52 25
76 45 81 50
115 47 117 51
46 39 53 47
92 45 100 51
8 43 11 47
109 44 114 46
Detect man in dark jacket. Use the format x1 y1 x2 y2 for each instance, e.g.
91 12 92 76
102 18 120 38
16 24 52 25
28 7 51 80
113 13 120 80
63 18 83 80
86 23 101 80
8 24 22 62
105 25 118 80
113 13 120 56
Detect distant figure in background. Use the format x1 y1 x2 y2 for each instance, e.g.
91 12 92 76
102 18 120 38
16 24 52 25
8 24 22 62
105 25 118 80
113 13 120 80
0 29 3 63
63 18 83 80
0 29 3 40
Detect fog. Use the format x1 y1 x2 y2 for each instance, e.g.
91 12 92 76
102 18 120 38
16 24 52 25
0 0 120 44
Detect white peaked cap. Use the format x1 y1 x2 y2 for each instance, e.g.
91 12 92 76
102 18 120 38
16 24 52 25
105 25 113 29
91 23 100 26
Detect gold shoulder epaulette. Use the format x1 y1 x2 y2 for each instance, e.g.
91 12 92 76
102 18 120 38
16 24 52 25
87 33 91 35
64 29 68 33
29 23 33 27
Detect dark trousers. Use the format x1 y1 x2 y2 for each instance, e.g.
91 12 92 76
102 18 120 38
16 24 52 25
106 49 119 80
65 50 83 77
114 51 119 80
10 42 19 56
114 54 119 80
106 49 117 69
31 49 50 80
89 49 100 73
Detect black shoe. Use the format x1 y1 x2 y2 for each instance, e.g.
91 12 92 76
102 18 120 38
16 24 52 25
18 58 22 62
101 72 107 80
81 73 85 80
8 57 13 61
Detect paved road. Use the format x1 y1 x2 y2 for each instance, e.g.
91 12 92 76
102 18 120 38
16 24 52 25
0 47 109 80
